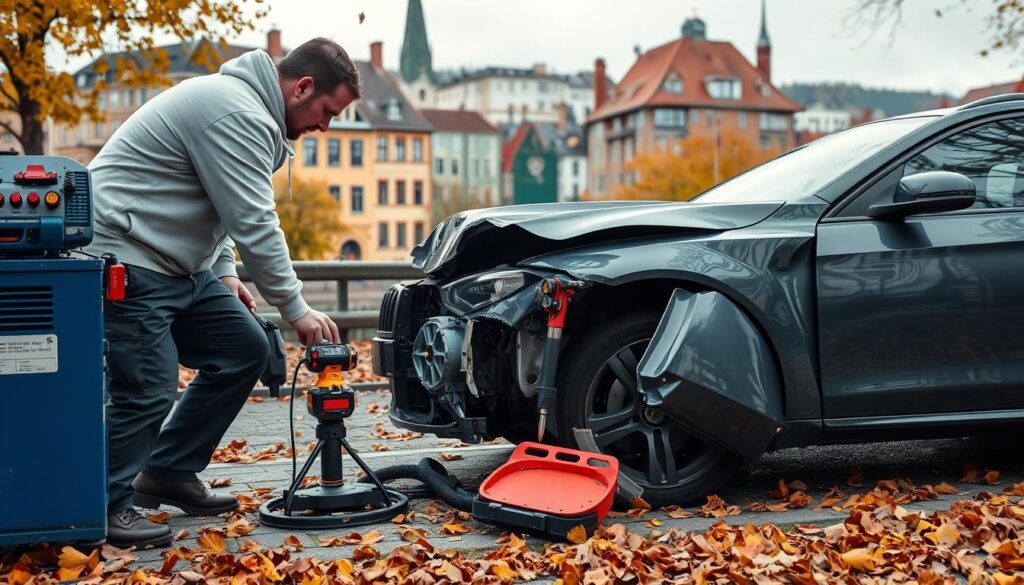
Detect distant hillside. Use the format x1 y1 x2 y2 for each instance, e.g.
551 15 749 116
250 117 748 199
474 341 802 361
780 82 949 116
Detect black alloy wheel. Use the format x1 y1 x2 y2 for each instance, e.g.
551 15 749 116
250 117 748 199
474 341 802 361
556 311 741 507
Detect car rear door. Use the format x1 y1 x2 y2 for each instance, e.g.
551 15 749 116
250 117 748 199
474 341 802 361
816 115 1024 419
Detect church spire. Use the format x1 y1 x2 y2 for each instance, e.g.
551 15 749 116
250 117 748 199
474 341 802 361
758 0 771 48
756 0 772 81
400 0 436 84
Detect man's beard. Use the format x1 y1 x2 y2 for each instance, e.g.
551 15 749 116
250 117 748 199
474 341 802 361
287 126 315 140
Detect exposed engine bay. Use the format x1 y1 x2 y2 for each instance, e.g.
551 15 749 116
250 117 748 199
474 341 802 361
372 272 571 444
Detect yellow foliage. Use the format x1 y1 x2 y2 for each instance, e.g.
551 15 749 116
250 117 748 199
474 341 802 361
273 175 347 261
613 129 779 202
0 0 268 153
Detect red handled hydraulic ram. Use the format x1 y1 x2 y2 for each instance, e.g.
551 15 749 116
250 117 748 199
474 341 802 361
535 276 585 442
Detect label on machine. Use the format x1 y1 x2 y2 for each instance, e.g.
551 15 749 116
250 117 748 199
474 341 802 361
0 334 59 375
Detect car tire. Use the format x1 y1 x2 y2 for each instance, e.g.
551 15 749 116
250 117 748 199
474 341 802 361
555 310 742 508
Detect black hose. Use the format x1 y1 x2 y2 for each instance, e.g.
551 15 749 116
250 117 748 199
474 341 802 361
417 457 475 511
358 457 475 511
359 463 433 498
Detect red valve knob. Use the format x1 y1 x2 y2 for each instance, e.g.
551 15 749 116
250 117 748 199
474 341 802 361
27 192 40 207
10 192 22 207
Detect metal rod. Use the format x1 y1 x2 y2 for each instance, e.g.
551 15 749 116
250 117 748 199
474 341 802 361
284 440 324 516
339 436 392 506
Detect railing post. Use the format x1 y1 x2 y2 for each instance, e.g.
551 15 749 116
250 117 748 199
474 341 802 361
336 277 349 343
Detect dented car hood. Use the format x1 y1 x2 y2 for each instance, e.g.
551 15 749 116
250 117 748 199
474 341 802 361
412 200 784 276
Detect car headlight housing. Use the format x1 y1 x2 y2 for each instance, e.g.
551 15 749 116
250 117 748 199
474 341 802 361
440 270 540 315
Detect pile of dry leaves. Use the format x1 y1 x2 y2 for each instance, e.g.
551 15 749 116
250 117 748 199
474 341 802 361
5 481 1024 584
179 341 386 390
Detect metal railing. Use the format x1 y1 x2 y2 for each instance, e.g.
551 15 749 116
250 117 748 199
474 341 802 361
236 260 422 339
237 260 421 394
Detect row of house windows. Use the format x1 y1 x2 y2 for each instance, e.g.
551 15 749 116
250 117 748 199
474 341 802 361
330 185 364 213
612 105 772 136
376 136 423 163
376 179 425 206
95 87 156 110
378 221 425 249
759 113 789 132
303 136 424 167
327 182 425 211
55 119 123 146
305 138 363 167
658 75 742 100
434 157 494 178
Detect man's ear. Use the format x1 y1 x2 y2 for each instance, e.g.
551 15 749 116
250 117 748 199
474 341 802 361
295 76 316 99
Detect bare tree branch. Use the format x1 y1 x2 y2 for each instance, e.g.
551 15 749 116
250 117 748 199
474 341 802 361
0 80 20 108
0 117 23 144
841 0 907 48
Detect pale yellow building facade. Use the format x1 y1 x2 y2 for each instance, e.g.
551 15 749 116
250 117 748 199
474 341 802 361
282 50 434 262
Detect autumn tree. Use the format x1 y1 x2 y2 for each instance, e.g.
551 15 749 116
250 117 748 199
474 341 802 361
273 175 346 261
432 184 494 225
613 129 778 201
0 0 267 154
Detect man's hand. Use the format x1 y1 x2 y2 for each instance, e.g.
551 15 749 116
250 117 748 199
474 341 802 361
220 276 257 314
289 309 341 346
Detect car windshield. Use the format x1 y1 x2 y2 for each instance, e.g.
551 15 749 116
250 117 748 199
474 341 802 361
693 115 938 203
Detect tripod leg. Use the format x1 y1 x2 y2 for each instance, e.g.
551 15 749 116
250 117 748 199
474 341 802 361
339 437 392 506
284 440 324 515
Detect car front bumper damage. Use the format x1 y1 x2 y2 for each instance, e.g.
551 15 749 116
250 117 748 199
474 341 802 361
372 280 544 443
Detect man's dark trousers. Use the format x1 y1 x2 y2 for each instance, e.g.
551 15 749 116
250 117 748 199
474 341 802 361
104 265 271 513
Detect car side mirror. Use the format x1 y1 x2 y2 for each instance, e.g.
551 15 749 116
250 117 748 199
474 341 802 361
867 171 976 220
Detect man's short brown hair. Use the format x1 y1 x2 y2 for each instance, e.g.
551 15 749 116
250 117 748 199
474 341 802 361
277 38 362 99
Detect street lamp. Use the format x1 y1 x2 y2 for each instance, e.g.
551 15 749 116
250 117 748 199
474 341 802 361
712 111 722 184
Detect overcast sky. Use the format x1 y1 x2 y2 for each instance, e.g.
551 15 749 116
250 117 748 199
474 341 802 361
58 0 1021 97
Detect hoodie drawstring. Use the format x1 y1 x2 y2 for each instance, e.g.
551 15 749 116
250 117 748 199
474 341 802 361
287 149 294 202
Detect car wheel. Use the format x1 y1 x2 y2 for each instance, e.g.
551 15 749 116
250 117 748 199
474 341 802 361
556 310 742 507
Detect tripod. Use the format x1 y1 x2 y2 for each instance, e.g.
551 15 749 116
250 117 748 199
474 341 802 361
258 348 408 529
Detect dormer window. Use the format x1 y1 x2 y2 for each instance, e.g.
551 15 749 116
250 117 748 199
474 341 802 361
662 72 683 94
706 77 742 100
386 98 401 121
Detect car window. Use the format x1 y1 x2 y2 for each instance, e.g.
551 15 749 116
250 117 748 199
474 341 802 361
903 117 1024 209
692 116 935 204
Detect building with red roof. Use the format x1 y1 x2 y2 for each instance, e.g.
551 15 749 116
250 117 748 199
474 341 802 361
585 4 801 197
959 79 1024 106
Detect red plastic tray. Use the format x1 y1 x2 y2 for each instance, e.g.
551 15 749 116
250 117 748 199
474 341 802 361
478 442 619 520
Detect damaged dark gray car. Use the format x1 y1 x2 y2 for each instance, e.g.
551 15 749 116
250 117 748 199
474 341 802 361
372 95 1024 505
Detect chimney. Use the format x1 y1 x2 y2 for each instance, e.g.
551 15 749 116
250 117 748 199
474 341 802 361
556 102 568 135
757 46 771 82
532 63 547 76
370 41 383 70
594 58 607 112
938 96 950 108
267 28 284 59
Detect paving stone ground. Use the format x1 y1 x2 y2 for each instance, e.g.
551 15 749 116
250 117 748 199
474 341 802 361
122 388 1024 573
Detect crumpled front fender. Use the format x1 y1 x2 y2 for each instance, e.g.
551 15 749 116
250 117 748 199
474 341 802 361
639 289 783 460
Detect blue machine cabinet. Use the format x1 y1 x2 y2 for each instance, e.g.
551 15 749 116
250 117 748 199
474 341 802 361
0 257 107 546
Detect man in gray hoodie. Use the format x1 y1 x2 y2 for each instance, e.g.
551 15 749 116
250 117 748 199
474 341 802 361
84 38 361 548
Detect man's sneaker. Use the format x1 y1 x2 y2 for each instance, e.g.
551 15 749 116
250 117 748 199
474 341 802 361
107 508 172 548
132 471 239 516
